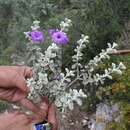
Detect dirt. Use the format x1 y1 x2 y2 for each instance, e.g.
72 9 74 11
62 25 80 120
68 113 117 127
58 105 90 130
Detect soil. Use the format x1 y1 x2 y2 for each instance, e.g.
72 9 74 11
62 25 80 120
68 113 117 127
58 105 90 130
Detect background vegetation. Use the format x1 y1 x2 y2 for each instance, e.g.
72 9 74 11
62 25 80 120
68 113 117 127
0 0 130 129
1 0 130 65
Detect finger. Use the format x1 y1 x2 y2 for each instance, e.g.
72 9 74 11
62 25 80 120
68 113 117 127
24 66 33 79
20 98 49 122
19 99 46 124
12 111 33 124
0 88 12 101
14 75 29 93
0 88 27 102
37 97 49 120
39 97 49 113
48 104 58 130
6 66 33 79
17 66 33 79
40 96 50 107
1 111 19 118
13 114 28 122
12 89 27 102
30 97 49 124
10 113 31 125
0 112 25 125
20 98 39 114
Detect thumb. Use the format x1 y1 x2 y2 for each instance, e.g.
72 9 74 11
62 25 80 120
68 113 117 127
48 104 58 130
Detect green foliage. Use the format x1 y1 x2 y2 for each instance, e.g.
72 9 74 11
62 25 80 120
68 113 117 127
90 55 130 130
106 122 127 130
105 56 130 103
0 0 53 65
0 101 10 112
0 0 130 65
42 0 130 64
106 102 130 130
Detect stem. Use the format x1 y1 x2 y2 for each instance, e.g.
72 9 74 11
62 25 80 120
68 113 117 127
67 74 83 88
44 0 49 16
57 45 62 73
67 78 79 88
109 50 130 55
77 61 80 78
76 41 84 78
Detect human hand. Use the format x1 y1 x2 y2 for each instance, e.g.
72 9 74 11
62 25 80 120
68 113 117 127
0 99 58 130
0 66 58 129
20 97 58 130
47 104 58 130
30 97 58 130
0 66 40 114
30 103 58 130
0 111 32 130
0 66 33 97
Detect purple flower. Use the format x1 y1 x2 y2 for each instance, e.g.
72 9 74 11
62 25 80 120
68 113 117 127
30 31 45 43
50 30 69 45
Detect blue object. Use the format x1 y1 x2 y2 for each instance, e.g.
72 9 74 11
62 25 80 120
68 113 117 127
35 124 46 130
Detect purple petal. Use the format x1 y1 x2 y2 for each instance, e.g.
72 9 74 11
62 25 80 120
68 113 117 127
30 31 45 43
51 31 69 45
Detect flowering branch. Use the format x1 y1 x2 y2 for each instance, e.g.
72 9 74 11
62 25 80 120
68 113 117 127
13 18 126 112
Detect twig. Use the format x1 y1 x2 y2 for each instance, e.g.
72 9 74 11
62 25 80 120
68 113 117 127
109 50 130 55
67 75 83 88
